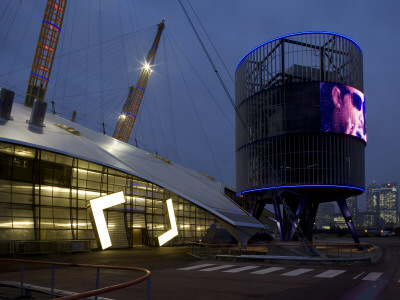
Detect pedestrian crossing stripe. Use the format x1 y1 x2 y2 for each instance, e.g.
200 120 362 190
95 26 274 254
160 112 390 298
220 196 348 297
315 270 346 278
223 266 260 273
362 272 383 281
199 265 237 272
178 264 390 283
178 263 215 271
251 267 285 275
281 268 314 276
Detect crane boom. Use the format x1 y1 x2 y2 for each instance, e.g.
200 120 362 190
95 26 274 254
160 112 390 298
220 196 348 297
25 0 67 107
113 19 165 143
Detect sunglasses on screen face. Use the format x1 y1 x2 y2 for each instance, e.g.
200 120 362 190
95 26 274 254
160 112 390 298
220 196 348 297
344 91 363 111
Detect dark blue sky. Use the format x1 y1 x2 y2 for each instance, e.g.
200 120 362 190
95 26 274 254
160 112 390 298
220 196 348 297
1 0 399 210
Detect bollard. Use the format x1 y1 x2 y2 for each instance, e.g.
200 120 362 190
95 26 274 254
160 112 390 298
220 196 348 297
95 268 100 300
20 262 24 297
51 264 55 297
147 275 151 300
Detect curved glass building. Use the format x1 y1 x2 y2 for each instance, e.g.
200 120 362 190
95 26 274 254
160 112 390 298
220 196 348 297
235 32 365 242
0 101 262 254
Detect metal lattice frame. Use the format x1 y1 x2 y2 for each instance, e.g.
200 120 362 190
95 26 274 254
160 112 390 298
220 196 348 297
25 0 67 107
113 20 165 143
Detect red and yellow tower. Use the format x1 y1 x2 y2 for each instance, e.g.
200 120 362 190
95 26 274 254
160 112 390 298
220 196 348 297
113 19 165 143
25 0 67 107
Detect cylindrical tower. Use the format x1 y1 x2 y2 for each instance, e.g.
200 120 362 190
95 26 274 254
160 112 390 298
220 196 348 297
235 32 365 242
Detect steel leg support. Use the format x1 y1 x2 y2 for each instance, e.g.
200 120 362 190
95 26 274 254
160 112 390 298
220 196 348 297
337 198 360 244
287 196 307 241
272 195 285 241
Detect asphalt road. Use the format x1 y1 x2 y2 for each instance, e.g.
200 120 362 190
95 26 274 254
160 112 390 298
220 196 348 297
0 237 399 299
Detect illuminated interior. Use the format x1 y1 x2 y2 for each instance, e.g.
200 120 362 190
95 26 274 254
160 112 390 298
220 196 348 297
0 141 223 247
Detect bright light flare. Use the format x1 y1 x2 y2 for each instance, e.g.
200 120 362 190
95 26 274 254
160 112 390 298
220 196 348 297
158 198 178 246
143 62 152 72
90 191 125 250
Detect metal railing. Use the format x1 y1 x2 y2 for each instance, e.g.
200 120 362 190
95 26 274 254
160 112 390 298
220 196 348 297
0 240 92 256
0 258 151 299
189 241 375 260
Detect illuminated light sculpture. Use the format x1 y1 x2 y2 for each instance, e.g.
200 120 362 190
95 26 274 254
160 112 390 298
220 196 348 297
90 191 125 250
158 198 178 246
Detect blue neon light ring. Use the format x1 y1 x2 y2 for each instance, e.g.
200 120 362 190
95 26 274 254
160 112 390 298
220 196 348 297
42 21 61 32
236 31 362 71
236 184 365 196
30 73 49 81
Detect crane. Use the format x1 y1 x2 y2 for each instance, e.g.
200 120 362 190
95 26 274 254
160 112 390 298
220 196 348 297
113 19 165 143
25 0 67 107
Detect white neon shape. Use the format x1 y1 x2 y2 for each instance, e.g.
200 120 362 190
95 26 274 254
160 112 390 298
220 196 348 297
158 198 178 246
90 191 125 250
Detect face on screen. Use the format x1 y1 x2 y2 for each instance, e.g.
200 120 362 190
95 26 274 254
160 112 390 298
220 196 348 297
320 83 366 142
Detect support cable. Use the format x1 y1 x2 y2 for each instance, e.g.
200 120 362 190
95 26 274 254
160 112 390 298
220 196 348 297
60 0 77 114
178 0 249 138
0 1 21 59
84 0 91 127
170 31 224 182
99 0 105 132
166 30 234 129
187 0 234 85
5 1 38 85
163 33 180 163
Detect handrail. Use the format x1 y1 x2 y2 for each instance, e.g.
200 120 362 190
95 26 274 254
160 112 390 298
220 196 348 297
189 241 372 247
0 258 151 299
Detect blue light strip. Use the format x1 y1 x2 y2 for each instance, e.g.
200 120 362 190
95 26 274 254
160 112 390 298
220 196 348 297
42 21 61 32
30 73 49 81
126 112 136 118
236 31 362 70
137 86 145 92
236 184 365 196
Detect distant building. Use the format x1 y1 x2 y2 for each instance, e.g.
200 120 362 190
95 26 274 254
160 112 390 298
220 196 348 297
365 182 380 227
346 196 359 226
360 212 376 229
334 213 347 229
315 202 335 230
365 182 398 229
378 183 398 228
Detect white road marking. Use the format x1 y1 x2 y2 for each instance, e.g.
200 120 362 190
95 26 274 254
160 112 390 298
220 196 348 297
353 272 365 279
281 268 314 276
199 265 237 272
223 266 260 273
178 264 215 271
362 272 383 281
315 270 346 278
251 267 285 275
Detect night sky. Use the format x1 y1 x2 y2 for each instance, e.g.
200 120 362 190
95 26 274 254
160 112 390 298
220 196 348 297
1 0 399 210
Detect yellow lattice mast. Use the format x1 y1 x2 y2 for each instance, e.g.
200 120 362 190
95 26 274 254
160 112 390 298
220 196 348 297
113 19 165 143
25 0 67 107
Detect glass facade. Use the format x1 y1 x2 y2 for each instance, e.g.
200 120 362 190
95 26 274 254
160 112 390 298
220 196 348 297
235 32 365 195
0 141 222 247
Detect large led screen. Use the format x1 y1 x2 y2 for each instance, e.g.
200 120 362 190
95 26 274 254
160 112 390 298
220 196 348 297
320 83 366 142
